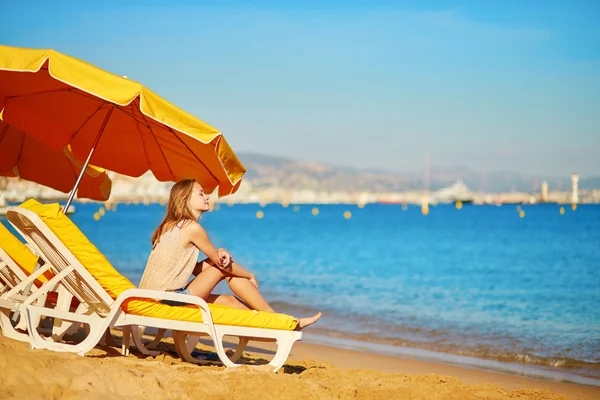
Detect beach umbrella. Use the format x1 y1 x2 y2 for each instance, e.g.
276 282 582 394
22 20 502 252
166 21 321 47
0 45 246 210
0 120 112 201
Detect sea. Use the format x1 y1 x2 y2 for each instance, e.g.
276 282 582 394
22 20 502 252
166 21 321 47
3 201 600 385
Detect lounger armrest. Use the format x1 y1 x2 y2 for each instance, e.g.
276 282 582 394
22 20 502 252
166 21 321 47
113 288 214 325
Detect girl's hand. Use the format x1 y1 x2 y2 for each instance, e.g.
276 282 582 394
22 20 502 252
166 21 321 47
217 248 232 267
249 275 259 288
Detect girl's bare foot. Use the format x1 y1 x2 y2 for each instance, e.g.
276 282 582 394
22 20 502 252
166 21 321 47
296 312 322 330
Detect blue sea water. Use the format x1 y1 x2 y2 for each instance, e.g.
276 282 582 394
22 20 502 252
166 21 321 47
5 202 600 382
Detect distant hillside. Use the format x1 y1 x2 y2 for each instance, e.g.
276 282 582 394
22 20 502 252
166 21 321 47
237 152 600 193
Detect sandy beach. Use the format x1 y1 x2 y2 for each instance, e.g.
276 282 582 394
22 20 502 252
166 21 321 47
1 330 598 400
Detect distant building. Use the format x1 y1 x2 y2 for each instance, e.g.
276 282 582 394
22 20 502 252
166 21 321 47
541 181 549 202
572 173 579 204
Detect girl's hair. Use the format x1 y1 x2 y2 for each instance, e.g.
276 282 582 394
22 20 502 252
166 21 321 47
151 179 197 246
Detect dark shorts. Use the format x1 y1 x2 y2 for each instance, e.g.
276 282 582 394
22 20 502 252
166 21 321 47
161 287 192 306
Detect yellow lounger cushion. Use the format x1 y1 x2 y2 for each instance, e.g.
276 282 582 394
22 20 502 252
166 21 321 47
0 220 52 283
19 199 298 330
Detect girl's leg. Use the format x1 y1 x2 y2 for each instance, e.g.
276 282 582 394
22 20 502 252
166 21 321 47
194 259 274 312
187 262 250 310
205 293 250 310
225 275 274 313
186 264 226 299
188 260 322 327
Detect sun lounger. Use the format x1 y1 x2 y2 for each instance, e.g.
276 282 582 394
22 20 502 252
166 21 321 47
0 222 77 342
6 199 302 371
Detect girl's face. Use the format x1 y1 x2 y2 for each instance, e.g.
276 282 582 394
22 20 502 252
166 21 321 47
188 182 210 213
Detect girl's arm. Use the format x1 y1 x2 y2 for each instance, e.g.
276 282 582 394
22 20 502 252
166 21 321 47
185 223 254 279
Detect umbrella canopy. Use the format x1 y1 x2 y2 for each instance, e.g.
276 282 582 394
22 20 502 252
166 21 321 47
0 120 112 201
0 45 246 198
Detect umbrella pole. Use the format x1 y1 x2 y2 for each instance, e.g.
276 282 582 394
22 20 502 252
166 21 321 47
64 106 114 213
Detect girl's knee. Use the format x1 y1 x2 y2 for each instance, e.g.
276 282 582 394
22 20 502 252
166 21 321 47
224 295 243 308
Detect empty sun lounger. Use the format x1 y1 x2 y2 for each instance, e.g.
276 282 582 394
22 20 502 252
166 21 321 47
0 221 76 342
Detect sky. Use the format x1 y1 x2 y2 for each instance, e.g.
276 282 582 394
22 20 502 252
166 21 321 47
1 1 599 177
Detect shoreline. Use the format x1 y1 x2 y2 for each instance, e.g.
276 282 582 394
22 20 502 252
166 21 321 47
284 339 600 400
267 299 600 385
206 333 600 399
302 332 600 387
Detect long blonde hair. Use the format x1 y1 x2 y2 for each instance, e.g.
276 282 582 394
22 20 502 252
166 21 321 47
151 179 197 246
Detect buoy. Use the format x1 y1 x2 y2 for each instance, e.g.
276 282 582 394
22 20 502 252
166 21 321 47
401 204 408 211
519 210 525 218
455 200 463 210
98 207 105 216
560 207 565 215
293 205 300 212
93 212 100 221
256 211 264 219
344 211 352 219
312 207 319 216
571 203 577 211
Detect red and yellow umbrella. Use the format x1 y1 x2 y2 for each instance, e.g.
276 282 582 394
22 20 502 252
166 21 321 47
0 45 245 208
0 120 111 201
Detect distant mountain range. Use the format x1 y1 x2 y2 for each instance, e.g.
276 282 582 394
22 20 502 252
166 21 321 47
237 152 600 193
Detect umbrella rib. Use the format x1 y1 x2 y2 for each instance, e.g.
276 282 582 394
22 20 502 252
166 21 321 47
0 123 9 145
14 130 26 173
6 88 74 99
65 148 79 186
136 106 174 178
7 87 107 106
69 103 108 143
166 126 219 183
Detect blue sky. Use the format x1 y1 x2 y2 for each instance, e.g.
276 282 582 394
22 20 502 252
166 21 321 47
1 1 599 177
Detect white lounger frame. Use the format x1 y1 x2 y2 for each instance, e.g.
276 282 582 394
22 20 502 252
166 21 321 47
0 245 79 341
7 207 301 371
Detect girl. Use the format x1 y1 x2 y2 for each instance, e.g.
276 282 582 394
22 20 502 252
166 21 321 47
139 179 321 330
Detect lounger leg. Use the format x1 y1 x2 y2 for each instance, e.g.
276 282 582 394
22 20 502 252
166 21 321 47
121 325 131 356
231 337 250 362
63 302 89 337
98 328 119 347
172 331 220 365
24 305 108 356
145 328 166 350
51 286 73 337
212 333 238 368
12 292 48 333
186 335 200 353
130 324 160 357
268 334 300 372
0 309 29 342
173 331 196 363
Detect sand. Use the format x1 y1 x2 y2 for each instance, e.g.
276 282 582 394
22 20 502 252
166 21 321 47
0 331 598 400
